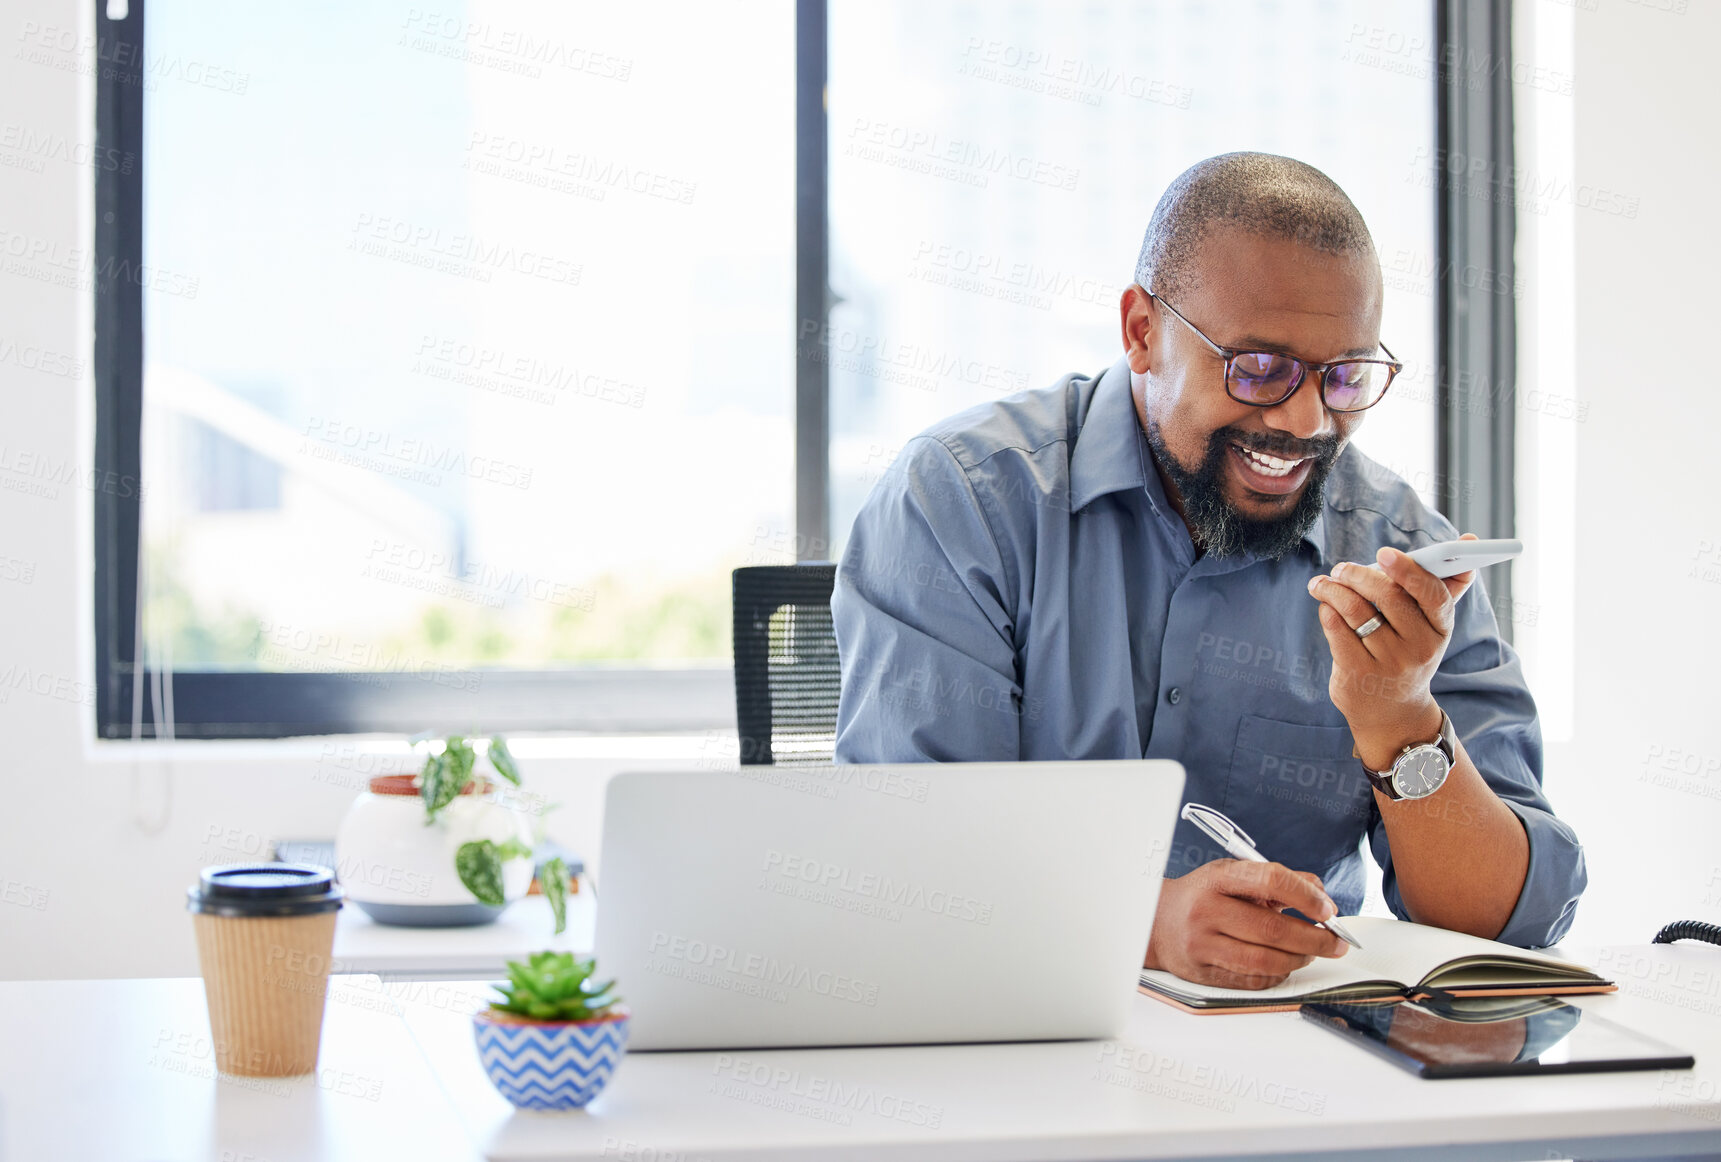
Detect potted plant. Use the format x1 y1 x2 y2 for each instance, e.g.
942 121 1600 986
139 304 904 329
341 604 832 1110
333 735 570 932
472 951 629 1110
425 736 571 935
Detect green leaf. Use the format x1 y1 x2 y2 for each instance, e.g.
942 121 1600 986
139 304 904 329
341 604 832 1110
488 736 522 786
456 840 507 906
504 963 535 997
487 948 618 1021
494 837 534 863
445 736 477 789
542 856 568 936
420 750 459 822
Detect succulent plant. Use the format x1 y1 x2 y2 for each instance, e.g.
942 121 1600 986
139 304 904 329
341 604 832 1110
489 951 621 1023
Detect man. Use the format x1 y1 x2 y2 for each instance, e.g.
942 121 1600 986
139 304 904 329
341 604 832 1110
831 152 1586 990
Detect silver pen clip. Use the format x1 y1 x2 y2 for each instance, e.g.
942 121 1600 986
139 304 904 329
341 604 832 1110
1181 802 1258 856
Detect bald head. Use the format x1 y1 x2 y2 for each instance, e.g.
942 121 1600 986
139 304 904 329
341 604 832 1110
1134 152 1376 301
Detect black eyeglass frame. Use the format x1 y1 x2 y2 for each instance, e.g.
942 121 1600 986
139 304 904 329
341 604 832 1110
1143 285 1402 413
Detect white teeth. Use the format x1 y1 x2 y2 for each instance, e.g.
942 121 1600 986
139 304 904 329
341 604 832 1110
1235 445 1305 478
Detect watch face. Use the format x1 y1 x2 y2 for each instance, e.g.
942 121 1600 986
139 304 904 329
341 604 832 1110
1392 747 1450 800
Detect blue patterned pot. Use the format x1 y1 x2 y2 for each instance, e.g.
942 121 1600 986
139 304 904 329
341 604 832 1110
472 1008 630 1110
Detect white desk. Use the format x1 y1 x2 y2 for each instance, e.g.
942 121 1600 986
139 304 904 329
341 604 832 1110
4 945 1719 1162
0 976 472 1162
332 891 597 980
401 943 1721 1162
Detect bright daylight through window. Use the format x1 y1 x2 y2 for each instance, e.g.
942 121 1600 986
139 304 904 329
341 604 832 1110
136 0 1437 717
140 1 795 680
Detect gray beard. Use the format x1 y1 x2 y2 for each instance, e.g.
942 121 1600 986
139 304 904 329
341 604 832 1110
1143 420 1338 560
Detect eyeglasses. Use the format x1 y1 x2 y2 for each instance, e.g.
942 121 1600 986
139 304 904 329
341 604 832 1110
1144 286 1401 413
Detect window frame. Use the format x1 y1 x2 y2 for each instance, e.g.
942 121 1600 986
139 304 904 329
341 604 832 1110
1435 0 1519 639
91 0 735 739
94 0 1514 739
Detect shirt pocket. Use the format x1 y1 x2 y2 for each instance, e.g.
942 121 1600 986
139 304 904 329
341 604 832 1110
1225 714 1375 871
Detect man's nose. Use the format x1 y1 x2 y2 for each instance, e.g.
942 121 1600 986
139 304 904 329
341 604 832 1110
1261 371 1334 442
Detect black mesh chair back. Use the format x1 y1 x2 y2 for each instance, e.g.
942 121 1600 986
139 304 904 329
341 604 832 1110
732 564 840 766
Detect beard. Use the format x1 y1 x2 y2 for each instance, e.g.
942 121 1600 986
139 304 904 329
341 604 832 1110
1144 419 1341 561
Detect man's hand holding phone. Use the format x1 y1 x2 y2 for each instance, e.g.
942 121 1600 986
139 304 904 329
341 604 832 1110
1143 860 1349 989
1306 534 1520 765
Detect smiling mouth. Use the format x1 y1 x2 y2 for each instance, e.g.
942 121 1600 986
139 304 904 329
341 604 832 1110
1231 443 1310 478
1224 441 1320 499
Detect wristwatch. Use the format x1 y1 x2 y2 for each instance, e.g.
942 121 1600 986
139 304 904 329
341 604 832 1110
1356 710 1457 801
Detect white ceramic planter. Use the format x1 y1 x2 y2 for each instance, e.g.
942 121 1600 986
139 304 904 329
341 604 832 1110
334 775 534 926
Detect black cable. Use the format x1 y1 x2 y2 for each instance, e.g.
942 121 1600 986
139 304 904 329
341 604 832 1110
1651 920 1721 947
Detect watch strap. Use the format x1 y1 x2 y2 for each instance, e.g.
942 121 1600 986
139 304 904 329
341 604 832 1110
1354 710 1456 798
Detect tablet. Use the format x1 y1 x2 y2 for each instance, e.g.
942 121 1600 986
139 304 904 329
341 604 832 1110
1301 997 1695 1079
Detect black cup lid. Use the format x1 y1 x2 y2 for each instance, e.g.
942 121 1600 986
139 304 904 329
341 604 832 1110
187 863 344 917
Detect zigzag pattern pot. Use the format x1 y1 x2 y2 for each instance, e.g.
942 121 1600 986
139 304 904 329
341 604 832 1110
472 1009 630 1110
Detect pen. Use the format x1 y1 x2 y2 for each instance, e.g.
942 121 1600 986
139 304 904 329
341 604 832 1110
1180 802 1364 950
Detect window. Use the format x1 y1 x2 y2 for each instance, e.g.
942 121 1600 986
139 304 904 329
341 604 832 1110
821 0 1441 555
97 0 795 736
96 0 1508 738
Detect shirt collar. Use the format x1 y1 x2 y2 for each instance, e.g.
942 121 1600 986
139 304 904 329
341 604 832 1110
1070 355 1334 567
1069 357 1153 513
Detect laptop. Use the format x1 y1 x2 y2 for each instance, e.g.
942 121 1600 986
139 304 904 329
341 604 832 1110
593 760 1185 1050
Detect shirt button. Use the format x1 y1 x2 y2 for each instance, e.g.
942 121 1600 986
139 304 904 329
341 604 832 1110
1166 686 1183 705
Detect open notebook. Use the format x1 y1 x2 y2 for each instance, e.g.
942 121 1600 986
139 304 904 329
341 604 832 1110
1139 915 1615 1015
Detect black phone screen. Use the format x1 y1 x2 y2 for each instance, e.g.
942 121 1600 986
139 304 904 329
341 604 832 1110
1300 996 1695 1079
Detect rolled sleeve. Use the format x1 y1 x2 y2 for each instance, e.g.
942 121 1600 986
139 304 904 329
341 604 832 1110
1491 798 1587 948
832 437 1022 764
1367 574 1588 948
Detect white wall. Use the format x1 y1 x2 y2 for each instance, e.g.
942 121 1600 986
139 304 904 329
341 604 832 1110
1544 0 1721 946
0 0 116 978
1 0 1716 980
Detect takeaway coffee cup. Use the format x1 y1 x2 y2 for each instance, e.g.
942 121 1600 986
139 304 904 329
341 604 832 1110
186 864 344 1077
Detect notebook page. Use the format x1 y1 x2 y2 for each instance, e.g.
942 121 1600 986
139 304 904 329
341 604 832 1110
1139 916 1578 1003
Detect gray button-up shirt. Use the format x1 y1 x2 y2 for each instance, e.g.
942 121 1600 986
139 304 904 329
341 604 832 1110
832 357 1586 948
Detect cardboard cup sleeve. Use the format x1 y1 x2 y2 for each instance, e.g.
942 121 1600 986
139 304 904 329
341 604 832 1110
191 911 339 1076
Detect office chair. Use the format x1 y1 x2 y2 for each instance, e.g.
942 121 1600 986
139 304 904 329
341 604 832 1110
731 564 840 766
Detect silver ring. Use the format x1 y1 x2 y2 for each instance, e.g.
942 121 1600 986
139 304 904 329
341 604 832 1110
1354 614 1385 640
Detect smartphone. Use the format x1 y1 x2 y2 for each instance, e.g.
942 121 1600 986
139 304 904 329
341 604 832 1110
1401 537 1523 579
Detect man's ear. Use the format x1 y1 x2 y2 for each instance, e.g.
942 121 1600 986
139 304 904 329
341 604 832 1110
1120 284 1156 376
